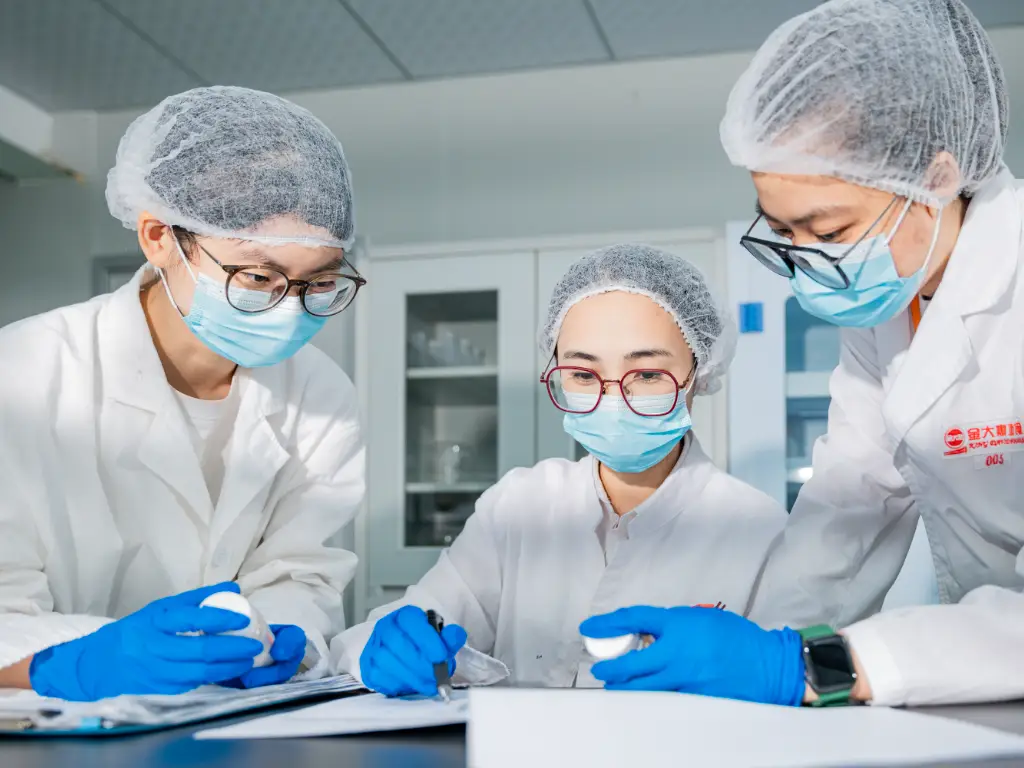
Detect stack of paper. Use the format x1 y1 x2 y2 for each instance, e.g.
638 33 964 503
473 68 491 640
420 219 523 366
468 688 1024 768
0 674 363 731
196 689 469 739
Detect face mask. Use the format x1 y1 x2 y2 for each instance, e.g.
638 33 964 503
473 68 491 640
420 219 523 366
161 237 328 368
562 392 692 474
790 200 943 328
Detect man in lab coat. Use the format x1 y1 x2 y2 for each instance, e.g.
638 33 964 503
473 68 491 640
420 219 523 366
583 0 1024 709
0 87 366 701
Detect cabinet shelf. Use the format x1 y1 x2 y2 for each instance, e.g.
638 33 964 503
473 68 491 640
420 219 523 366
405 481 494 494
407 365 499 380
785 371 832 399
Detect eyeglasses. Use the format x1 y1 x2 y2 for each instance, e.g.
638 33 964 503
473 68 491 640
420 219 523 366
198 243 367 317
739 196 902 290
539 366 694 417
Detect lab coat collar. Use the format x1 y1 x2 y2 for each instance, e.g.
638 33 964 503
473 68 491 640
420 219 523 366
883 170 1022 443
592 433 715 538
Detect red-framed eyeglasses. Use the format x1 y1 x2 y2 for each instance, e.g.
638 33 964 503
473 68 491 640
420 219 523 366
539 365 694 417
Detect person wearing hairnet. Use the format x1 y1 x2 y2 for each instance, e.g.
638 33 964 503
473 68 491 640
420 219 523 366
584 0 1024 709
0 87 366 701
330 244 787 696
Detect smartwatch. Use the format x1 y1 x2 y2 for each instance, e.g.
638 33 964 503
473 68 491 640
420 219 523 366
798 625 858 707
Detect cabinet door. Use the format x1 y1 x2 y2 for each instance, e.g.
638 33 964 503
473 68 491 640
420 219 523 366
535 239 728 467
366 251 536 588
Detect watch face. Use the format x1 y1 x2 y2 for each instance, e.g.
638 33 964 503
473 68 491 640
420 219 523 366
805 635 855 693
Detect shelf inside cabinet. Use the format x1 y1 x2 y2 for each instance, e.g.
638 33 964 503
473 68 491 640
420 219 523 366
406 481 494 494
406 365 499 380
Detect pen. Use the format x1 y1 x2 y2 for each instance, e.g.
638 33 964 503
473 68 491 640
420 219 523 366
425 609 452 704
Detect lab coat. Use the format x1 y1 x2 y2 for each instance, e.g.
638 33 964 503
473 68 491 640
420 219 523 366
332 436 786 687
749 169 1024 706
0 268 365 678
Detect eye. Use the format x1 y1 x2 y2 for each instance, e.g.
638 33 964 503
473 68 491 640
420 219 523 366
569 371 597 383
636 371 665 382
815 229 846 243
769 227 794 241
240 271 271 285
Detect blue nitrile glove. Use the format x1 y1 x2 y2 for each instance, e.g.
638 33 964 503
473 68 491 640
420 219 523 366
29 582 264 702
221 624 307 689
580 606 805 706
359 605 468 697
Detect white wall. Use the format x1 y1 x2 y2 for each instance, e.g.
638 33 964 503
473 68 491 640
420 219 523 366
4 27 1024 327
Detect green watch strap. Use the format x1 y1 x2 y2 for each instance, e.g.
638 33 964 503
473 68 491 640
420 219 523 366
798 625 856 707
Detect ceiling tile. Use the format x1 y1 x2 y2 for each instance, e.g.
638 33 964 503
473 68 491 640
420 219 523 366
961 0 1024 28
0 0 200 111
102 0 405 94
346 0 610 78
590 0 821 60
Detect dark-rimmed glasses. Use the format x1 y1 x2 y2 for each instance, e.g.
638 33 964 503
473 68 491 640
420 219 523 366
739 195 905 290
540 366 694 417
198 243 367 317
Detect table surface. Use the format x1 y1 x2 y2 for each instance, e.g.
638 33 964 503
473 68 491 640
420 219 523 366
3 698 1024 768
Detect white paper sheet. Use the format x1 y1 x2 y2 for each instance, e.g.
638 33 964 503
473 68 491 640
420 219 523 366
0 674 363 731
468 688 1024 768
196 689 468 739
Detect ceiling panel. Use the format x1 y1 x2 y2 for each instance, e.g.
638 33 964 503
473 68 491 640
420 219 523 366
345 0 610 78
102 0 405 95
0 0 200 111
590 0 821 60
960 0 1024 28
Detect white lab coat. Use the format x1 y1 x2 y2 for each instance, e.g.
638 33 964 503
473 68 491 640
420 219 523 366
749 169 1024 706
0 268 365 678
332 436 786 687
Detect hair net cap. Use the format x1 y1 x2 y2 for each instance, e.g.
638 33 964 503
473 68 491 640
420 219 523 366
720 0 1008 206
540 244 736 396
106 86 355 249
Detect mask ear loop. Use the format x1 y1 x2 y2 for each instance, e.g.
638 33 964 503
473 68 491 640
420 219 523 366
916 205 945 278
158 227 199 318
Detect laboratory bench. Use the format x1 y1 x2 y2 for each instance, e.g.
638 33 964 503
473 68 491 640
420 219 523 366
3 698 1024 768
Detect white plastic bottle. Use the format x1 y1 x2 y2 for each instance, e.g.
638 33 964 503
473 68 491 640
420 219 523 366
582 633 651 661
199 591 275 668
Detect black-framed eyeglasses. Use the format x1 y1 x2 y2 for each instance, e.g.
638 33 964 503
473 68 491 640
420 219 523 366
539 365 695 417
739 196 904 290
198 243 367 317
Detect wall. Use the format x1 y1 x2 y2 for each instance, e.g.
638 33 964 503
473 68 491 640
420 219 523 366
4 27 1024 323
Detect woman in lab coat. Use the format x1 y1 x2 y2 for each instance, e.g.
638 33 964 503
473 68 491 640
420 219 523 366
584 0 1024 709
0 87 365 701
331 244 788 695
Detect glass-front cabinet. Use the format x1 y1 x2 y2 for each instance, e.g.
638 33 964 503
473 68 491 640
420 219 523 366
364 251 536 595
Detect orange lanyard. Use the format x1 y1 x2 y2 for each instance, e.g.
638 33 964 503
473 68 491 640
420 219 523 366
909 294 923 335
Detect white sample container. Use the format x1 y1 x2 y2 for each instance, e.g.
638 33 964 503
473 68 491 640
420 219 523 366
200 591 274 668
582 633 647 661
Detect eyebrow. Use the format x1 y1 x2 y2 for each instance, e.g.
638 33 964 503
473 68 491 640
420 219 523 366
755 200 853 228
561 350 598 362
235 247 346 275
560 348 674 363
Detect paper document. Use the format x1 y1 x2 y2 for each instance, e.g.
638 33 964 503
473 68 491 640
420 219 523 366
196 689 468 739
469 688 1024 768
0 674 363 732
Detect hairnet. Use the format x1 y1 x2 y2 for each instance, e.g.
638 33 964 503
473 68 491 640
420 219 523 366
106 86 355 249
539 244 736 396
720 0 1008 206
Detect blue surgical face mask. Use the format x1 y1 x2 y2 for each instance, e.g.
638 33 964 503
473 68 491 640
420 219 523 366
161 237 327 368
790 199 943 328
562 392 692 474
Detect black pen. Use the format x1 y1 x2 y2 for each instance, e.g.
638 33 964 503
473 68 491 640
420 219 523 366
425 609 452 703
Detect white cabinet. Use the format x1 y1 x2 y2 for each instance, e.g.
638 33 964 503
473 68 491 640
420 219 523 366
724 221 939 610
362 250 536 595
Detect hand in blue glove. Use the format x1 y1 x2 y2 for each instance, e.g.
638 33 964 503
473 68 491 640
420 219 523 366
580 606 805 706
359 606 467 697
29 582 264 701
221 624 307 689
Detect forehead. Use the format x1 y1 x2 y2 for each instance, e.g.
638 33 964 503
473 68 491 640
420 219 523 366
751 173 887 222
559 291 684 342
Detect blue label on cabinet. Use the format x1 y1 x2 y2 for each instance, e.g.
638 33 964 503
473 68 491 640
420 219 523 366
739 302 764 333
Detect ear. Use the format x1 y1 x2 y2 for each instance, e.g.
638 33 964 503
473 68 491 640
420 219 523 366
136 211 179 269
923 151 961 203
